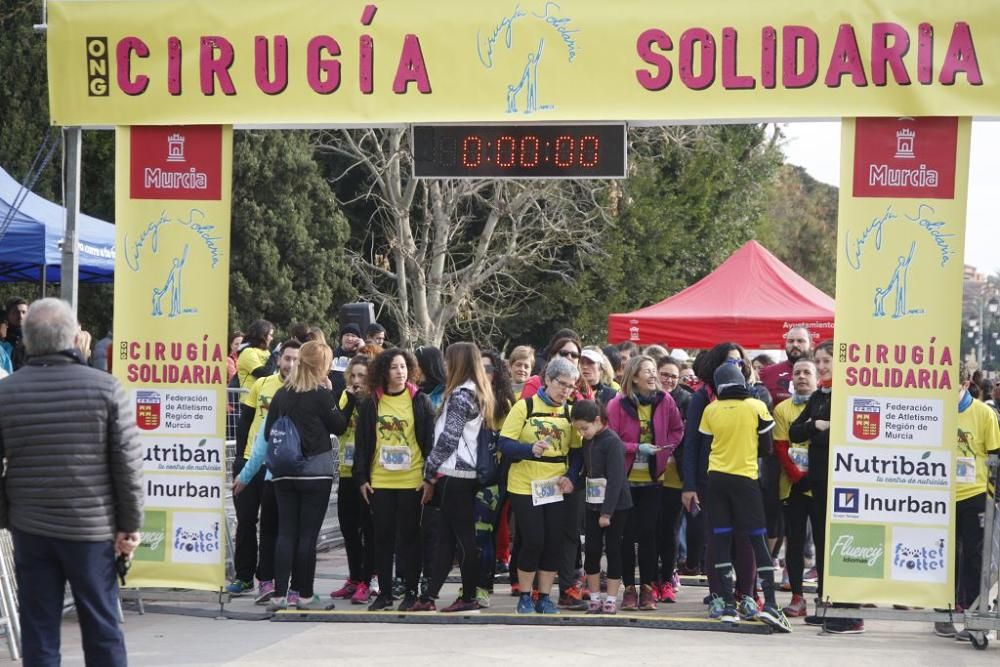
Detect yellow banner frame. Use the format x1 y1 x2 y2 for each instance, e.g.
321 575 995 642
824 117 970 607
112 125 233 591
47 0 1000 127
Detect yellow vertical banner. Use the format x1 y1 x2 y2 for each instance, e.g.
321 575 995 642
826 117 970 607
113 125 233 590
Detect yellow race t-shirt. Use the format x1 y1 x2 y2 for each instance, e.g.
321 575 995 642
956 400 1000 502
371 390 423 490
660 459 682 489
338 392 358 479
699 397 774 480
243 373 284 459
772 398 810 501
502 397 581 496
628 404 654 485
237 347 271 399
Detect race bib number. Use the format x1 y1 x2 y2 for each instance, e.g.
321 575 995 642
635 450 649 467
586 477 607 504
789 446 809 474
531 476 564 506
379 445 412 471
956 456 976 484
342 443 355 468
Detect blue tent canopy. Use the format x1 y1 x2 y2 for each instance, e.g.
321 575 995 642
0 165 115 283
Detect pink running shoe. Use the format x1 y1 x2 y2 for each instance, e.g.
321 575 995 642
350 582 372 605
330 580 358 599
660 582 677 603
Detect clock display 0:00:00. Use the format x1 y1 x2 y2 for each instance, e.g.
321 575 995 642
457 133 602 169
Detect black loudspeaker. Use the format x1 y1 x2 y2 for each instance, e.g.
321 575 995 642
339 302 375 335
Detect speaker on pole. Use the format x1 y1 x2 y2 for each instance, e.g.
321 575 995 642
339 302 375 336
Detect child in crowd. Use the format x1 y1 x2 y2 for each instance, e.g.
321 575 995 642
572 400 632 615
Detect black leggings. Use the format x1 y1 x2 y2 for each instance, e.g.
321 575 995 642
558 488 585 591
621 485 660 586
707 471 776 607
782 485 819 597
509 493 566 573
956 493 987 609
232 458 263 582
810 479 828 598
337 476 374 584
273 478 333 598
426 476 480 601
658 487 684 581
371 487 422 597
585 509 628 579
256 480 278 582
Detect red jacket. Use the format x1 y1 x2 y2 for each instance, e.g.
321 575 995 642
606 391 684 482
759 361 793 405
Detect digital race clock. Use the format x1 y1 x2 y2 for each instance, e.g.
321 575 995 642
412 123 627 179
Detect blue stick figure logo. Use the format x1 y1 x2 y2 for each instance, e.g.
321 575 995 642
123 209 223 319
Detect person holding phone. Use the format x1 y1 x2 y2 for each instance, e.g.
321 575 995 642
328 355 376 605
607 355 683 611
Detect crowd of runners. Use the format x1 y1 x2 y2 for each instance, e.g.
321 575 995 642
225 321 999 640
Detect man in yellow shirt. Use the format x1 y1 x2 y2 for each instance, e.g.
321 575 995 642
936 369 1000 640
772 359 818 618
227 340 300 600
688 362 791 633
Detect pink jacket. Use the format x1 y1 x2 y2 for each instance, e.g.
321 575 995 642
606 392 684 482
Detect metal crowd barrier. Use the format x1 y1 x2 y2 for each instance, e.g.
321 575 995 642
0 529 21 660
963 454 1000 650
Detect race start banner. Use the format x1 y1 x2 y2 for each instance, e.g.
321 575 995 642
113 125 233 590
46 0 999 127
826 116 970 607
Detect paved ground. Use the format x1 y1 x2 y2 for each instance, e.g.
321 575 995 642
39 547 1000 666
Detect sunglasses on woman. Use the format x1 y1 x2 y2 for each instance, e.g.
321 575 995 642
557 350 580 360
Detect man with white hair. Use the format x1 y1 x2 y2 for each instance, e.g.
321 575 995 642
0 298 144 666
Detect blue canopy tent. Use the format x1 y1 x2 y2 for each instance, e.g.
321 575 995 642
0 165 115 283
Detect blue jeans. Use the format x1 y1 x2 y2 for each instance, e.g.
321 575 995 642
11 528 126 666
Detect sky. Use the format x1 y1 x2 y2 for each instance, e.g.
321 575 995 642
779 121 1000 277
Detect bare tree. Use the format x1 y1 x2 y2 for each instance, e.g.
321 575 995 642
313 128 610 347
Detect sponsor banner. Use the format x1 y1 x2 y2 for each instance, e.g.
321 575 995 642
826 116 969 607
114 124 232 591
130 389 218 434
844 396 943 445
831 446 949 487
47 0 1000 127
890 526 949 583
831 485 949 526
828 523 886 579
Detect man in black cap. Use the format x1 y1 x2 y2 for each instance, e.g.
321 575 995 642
330 324 365 402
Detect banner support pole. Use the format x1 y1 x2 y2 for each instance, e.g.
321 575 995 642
60 126 81 314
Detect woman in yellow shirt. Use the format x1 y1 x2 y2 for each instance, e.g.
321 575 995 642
353 349 435 612
498 356 582 615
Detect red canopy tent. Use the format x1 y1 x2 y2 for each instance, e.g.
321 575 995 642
607 240 835 348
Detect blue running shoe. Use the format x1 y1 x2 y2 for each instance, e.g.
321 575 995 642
720 605 740 625
535 595 559 614
738 595 758 621
516 594 535 614
708 595 726 619
225 579 253 596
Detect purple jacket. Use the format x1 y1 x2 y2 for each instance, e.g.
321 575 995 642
606 391 684 482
